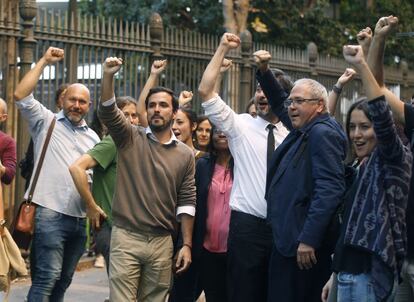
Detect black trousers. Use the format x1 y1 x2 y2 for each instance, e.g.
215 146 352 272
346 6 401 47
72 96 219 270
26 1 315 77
268 245 332 302
200 249 228 302
227 211 273 302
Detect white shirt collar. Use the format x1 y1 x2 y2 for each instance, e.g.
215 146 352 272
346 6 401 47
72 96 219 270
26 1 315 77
145 127 178 145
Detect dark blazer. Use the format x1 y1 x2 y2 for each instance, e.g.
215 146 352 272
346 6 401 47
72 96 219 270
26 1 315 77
257 69 347 257
192 155 214 259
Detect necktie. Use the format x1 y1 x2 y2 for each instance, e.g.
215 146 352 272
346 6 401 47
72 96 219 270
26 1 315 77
267 124 276 166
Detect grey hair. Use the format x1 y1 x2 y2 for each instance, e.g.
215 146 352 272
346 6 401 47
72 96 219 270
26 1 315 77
293 78 328 110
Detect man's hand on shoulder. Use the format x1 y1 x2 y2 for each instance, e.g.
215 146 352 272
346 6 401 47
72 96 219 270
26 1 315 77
220 33 241 50
43 47 64 64
103 57 123 76
253 50 271 73
297 242 317 270
175 244 192 274
151 59 167 75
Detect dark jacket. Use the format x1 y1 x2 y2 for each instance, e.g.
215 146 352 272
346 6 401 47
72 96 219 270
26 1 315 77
192 155 213 259
257 69 347 257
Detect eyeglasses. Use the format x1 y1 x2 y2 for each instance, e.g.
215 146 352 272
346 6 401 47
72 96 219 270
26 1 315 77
284 98 320 108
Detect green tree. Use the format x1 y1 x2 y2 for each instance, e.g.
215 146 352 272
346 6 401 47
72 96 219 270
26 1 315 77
79 0 414 66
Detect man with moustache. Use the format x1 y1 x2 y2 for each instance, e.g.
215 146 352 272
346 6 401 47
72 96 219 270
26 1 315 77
98 57 196 302
13 47 100 301
198 33 289 302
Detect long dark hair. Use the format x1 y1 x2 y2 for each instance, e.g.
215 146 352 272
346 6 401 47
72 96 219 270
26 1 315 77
345 98 371 141
206 124 234 184
345 98 372 163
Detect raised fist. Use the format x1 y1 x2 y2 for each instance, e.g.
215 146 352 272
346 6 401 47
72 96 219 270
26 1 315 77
375 15 399 37
220 33 241 50
178 90 193 107
253 50 271 71
357 27 372 49
337 68 356 88
220 59 232 73
43 47 64 64
151 59 167 75
103 57 123 75
343 45 365 66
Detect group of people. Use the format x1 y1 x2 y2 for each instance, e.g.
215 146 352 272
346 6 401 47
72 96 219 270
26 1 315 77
0 14 413 302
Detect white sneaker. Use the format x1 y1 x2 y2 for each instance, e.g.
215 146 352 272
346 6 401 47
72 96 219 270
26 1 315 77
94 254 105 268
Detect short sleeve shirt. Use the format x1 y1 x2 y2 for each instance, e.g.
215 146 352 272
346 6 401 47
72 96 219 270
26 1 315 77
88 135 117 225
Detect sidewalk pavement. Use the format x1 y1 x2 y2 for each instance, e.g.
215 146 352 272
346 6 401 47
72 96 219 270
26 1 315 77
5 265 109 302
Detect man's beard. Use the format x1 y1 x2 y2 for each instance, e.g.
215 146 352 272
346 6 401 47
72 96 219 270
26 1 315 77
65 111 85 125
149 117 172 133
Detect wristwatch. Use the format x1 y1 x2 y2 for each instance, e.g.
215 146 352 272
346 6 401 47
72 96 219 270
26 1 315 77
0 219 6 227
332 84 342 94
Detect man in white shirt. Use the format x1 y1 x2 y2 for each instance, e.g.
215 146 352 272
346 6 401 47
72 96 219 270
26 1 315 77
198 33 289 302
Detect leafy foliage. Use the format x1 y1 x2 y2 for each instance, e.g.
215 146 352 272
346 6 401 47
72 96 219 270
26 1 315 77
79 0 414 66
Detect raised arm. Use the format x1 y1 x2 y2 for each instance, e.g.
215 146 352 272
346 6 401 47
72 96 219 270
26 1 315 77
14 47 64 100
99 57 134 149
344 45 404 161
198 33 240 101
101 57 122 103
69 154 107 229
356 27 372 59
344 46 382 100
254 50 292 129
213 58 233 94
367 16 398 88
365 16 405 124
137 59 167 127
327 68 356 116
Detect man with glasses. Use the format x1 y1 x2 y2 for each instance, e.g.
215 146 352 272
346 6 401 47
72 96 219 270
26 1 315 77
255 50 347 302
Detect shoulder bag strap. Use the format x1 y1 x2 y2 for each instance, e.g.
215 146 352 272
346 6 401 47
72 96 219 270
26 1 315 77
27 118 56 202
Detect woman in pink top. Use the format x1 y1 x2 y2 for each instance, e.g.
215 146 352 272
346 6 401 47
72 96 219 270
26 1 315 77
170 124 233 302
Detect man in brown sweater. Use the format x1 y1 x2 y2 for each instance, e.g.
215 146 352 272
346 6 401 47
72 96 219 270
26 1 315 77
98 57 196 302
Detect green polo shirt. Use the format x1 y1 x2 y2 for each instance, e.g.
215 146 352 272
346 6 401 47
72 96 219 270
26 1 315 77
88 135 117 226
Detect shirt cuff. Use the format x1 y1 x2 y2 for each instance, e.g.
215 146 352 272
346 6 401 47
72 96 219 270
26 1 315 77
101 96 116 107
176 205 195 218
15 93 34 105
201 93 219 109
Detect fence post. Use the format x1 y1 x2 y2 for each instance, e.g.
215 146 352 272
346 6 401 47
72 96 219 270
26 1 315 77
149 13 163 60
240 29 252 112
66 1 79 84
307 42 318 77
15 0 38 214
19 0 37 79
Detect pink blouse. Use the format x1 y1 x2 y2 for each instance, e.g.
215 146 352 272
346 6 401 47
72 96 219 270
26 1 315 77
203 163 233 253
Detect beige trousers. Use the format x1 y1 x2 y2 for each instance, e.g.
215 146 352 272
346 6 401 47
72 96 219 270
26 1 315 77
109 226 173 302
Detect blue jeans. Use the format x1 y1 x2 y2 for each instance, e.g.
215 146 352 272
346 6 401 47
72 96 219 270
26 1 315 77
337 272 396 302
28 206 86 302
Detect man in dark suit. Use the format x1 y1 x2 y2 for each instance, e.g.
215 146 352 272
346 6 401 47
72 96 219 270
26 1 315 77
254 50 347 302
